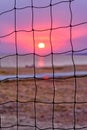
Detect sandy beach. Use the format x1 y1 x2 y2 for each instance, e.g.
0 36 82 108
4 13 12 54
0 65 87 129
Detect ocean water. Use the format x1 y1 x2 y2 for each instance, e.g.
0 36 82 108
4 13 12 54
0 54 87 68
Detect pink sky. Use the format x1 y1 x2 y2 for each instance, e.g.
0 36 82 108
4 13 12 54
0 0 87 55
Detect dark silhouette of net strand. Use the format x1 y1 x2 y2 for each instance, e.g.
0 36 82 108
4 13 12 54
0 0 87 129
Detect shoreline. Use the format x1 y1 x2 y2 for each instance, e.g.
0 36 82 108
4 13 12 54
0 70 87 82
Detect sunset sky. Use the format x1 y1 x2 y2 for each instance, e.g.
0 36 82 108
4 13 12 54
0 0 87 55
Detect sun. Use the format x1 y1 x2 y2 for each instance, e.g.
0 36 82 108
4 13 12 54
38 42 45 49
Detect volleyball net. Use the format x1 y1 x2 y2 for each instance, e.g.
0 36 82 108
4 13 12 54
0 0 87 129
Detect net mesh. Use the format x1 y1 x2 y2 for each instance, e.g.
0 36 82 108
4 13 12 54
0 0 87 130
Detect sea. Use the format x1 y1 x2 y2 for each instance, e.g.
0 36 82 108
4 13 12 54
0 54 87 68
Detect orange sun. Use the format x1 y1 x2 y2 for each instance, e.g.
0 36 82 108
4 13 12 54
38 42 45 49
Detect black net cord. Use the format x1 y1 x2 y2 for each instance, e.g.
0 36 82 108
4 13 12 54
69 1 77 129
50 0 56 129
14 0 19 129
0 0 87 130
31 0 38 129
